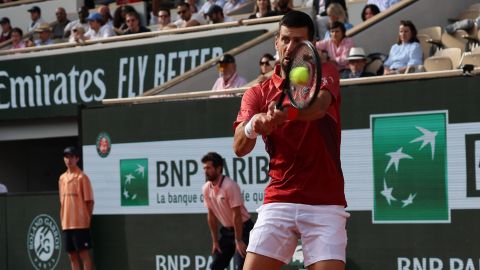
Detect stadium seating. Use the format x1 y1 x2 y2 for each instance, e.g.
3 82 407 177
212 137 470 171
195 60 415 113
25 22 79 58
423 56 452 72
461 53 480 67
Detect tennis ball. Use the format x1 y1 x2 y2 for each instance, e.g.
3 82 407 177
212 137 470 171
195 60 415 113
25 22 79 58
289 66 309 86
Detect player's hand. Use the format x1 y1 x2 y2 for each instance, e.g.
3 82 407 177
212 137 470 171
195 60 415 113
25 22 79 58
251 113 276 135
211 241 222 255
235 239 247 258
267 101 288 125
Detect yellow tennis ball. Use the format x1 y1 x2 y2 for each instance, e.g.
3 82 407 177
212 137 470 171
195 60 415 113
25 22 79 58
289 66 309 85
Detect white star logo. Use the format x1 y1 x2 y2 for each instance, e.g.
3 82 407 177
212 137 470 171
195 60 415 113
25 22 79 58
135 164 145 178
401 193 417 208
125 174 135 184
380 178 397 205
123 189 130 199
385 147 413 172
410 126 437 160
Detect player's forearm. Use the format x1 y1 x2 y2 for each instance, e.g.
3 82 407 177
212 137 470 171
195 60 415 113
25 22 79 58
233 122 256 157
295 90 331 121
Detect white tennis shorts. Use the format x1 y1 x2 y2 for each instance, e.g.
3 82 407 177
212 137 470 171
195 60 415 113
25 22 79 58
247 203 350 267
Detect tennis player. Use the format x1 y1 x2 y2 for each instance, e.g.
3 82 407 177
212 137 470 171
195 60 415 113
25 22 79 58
232 11 349 270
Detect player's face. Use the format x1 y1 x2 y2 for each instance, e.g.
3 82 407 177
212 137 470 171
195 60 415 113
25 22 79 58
275 25 309 72
203 161 221 182
63 154 79 169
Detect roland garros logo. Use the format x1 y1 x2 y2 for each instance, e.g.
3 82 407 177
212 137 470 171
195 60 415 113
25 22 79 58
27 214 61 270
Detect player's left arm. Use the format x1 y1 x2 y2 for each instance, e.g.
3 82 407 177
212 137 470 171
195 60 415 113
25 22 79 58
232 206 247 257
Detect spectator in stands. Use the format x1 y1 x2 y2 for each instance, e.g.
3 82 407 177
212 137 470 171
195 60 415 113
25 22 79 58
361 4 380 21
0 17 12 43
10 28 26 49
157 8 173 30
323 3 353 39
173 2 206 28
383 20 422 75
316 21 354 71
187 0 201 13
113 5 136 34
212 54 247 91
256 53 275 83
200 0 226 15
98 5 114 27
27 6 47 33
124 11 151 34
340 47 375 79
367 0 400 12
314 0 347 39
70 25 87 43
248 0 277 19
273 0 293 15
34 24 54 46
51 7 70 39
85 12 116 40
207 5 235 24
64 6 90 38
223 0 241 15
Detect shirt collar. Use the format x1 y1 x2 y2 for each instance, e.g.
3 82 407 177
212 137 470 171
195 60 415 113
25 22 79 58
271 64 285 91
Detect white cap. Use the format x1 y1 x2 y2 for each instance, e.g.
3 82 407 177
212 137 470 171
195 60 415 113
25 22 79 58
347 47 367 61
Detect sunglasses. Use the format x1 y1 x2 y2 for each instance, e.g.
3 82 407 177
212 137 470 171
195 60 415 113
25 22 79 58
259 60 272 66
177 10 187 14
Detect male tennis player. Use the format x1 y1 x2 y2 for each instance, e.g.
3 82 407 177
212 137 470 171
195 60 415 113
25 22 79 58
233 11 348 270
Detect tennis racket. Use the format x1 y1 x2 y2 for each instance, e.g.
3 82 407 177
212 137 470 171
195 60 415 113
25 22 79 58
276 40 322 110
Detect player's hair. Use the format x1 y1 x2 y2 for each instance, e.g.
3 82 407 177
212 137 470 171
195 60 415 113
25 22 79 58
278 10 315 41
201 152 224 169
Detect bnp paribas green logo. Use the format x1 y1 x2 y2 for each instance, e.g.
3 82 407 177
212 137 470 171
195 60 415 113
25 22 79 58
371 112 449 223
120 159 149 206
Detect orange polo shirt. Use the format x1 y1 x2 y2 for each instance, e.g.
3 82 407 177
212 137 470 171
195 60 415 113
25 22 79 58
59 167 94 230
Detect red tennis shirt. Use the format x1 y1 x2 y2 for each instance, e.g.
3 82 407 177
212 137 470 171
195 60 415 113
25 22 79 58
234 63 346 206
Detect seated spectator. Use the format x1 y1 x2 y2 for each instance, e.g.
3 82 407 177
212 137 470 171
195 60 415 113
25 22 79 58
85 12 116 40
223 0 242 15
212 54 247 91
27 6 47 33
157 8 173 30
207 5 235 24
10 28 26 49
70 25 87 44
361 4 380 21
98 5 114 27
64 6 90 38
314 0 347 39
248 0 277 19
367 0 400 11
187 0 201 13
34 24 54 46
113 5 136 34
124 11 151 34
316 21 354 71
51 7 70 39
257 53 275 83
340 47 375 79
383 20 422 75
274 0 293 15
200 0 226 15
173 2 206 28
0 17 12 43
323 3 353 39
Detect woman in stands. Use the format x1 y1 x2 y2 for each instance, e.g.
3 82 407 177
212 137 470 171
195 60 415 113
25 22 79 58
383 20 423 75
248 0 277 19
10 28 26 50
323 3 353 39
316 21 354 71
361 4 380 21
256 53 275 83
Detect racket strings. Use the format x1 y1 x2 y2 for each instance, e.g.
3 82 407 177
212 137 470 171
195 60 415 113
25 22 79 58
289 44 318 108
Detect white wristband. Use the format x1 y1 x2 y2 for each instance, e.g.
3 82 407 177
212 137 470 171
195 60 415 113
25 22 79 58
244 115 258 139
